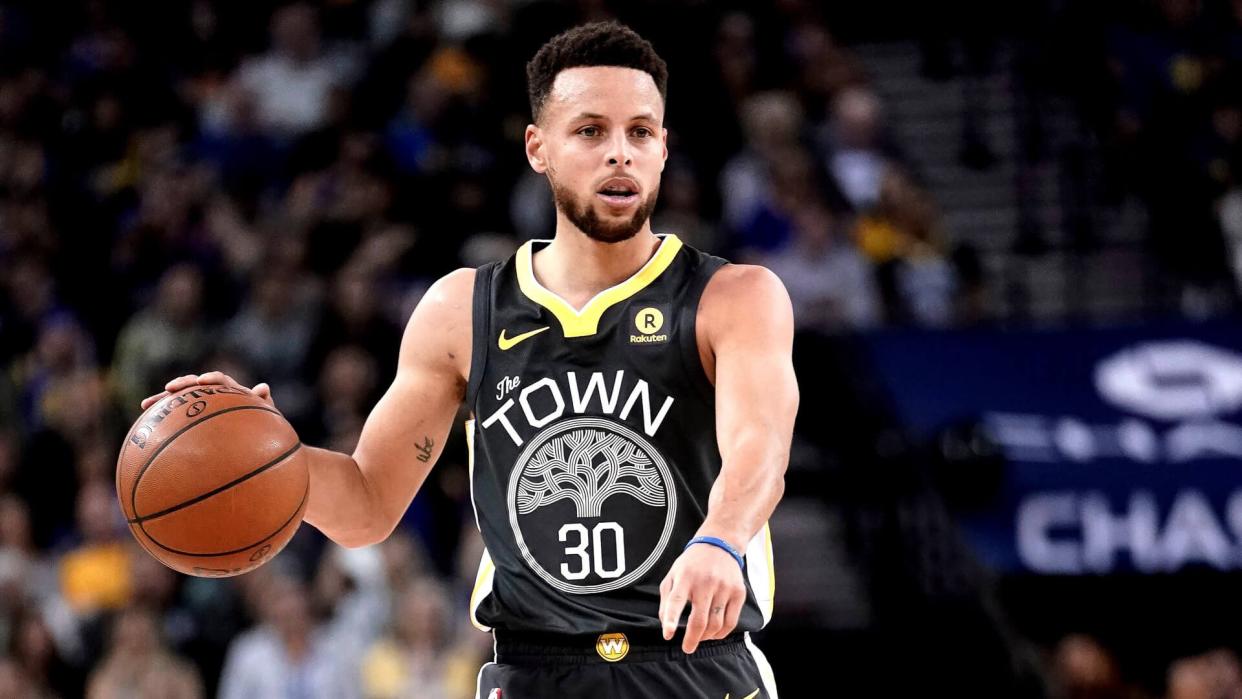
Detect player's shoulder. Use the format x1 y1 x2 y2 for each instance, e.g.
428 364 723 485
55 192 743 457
399 268 478 374
413 267 477 319
701 263 790 312
699 263 792 346
427 266 478 300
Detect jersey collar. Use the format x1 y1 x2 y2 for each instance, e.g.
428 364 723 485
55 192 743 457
516 234 683 338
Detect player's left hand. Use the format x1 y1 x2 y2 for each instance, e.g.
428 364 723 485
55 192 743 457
659 542 746 653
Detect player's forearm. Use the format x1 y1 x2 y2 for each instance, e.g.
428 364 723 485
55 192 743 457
696 429 788 550
302 445 389 548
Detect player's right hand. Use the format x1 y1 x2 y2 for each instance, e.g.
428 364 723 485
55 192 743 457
140 372 275 411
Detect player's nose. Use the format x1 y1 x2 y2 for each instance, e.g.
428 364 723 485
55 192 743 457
604 131 633 167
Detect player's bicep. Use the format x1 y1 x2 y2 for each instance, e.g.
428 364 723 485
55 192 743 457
709 267 798 460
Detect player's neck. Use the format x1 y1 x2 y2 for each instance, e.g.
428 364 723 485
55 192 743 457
534 220 661 311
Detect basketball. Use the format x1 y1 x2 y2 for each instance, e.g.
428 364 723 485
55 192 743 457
115 385 309 578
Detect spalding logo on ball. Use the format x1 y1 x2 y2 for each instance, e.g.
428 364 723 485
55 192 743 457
116 387 308 577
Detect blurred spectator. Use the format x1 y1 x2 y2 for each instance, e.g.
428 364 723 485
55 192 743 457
785 17 870 114
217 574 357 699
195 97 283 208
313 345 378 451
7 608 80 698
1050 634 1130 699
385 69 451 178
377 531 432 592
111 160 218 299
293 135 404 278
86 606 202 699
732 146 824 255
0 494 57 610
311 545 388 665
110 264 209 411
225 3 359 138
8 315 114 549
719 91 806 239
818 86 901 213
0 256 59 372
0 142 55 254
652 160 721 253
1167 648 1242 699
0 655 49 699
358 577 478 699
202 195 266 281
714 11 759 107
308 268 401 382
127 552 197 657
760 201 881 331
40 370 118 455
222 263 320 423
9 314 95 434
852 169 958 326
59 482 131 617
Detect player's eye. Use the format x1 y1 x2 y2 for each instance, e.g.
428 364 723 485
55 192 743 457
632 127 653 138
578 126 601 138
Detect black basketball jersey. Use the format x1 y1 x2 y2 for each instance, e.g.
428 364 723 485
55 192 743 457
463 234 774 636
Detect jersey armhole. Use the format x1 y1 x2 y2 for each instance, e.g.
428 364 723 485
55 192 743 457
465 262 497 409
678 257 727 404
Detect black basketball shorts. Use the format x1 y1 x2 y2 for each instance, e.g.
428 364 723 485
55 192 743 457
475 630 779 699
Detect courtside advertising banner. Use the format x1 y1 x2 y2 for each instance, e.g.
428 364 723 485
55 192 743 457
861 321 1242 575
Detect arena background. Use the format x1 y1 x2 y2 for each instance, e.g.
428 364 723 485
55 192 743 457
2 0 1242 696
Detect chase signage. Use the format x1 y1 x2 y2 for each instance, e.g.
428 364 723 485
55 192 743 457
1095 340 1242 421
860 322 1242 575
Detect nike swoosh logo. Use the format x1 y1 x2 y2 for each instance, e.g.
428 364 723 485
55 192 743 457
498 326 549 350
725 690 761 699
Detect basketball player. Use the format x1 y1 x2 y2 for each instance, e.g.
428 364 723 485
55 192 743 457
146 21 797 698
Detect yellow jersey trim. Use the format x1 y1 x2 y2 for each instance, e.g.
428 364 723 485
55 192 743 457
469 550 495 632
465 418 495 633
764 522 775 618
516 234 683 338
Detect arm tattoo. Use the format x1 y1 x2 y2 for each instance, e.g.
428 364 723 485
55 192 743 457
415 436 434 463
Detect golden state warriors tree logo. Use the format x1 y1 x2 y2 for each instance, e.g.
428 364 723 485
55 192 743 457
507 416 677 594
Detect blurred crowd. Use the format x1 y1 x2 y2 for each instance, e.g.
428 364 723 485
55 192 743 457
0 0 948 696
1 0 1241 697
1050 0 1242 312
1048 634 1242 699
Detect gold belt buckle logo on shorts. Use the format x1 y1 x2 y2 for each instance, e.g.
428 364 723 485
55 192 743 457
595 632 629 662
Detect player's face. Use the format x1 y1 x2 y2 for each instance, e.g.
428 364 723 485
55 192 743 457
526 66 668 243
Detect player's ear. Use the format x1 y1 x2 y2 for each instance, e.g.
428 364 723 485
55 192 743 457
526 124 548 174
660 127 669 172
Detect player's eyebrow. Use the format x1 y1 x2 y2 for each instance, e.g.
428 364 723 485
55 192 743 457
570 112 658 122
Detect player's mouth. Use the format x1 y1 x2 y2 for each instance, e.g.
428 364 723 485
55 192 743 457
596 178 640 208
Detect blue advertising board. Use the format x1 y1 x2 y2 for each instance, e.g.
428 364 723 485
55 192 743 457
859 321 1242 574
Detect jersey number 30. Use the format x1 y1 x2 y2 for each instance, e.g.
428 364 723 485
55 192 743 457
559 522 626 580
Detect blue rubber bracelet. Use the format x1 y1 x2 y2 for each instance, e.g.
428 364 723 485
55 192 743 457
685 536 745 571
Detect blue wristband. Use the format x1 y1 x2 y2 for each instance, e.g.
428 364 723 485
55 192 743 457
685 536 745 571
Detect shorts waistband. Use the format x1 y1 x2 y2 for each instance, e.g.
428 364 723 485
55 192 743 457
493 629 747 665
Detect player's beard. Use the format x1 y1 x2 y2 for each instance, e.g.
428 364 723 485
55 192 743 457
549 176 660 244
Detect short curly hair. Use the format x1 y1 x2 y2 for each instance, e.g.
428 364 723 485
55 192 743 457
526 21 668 123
